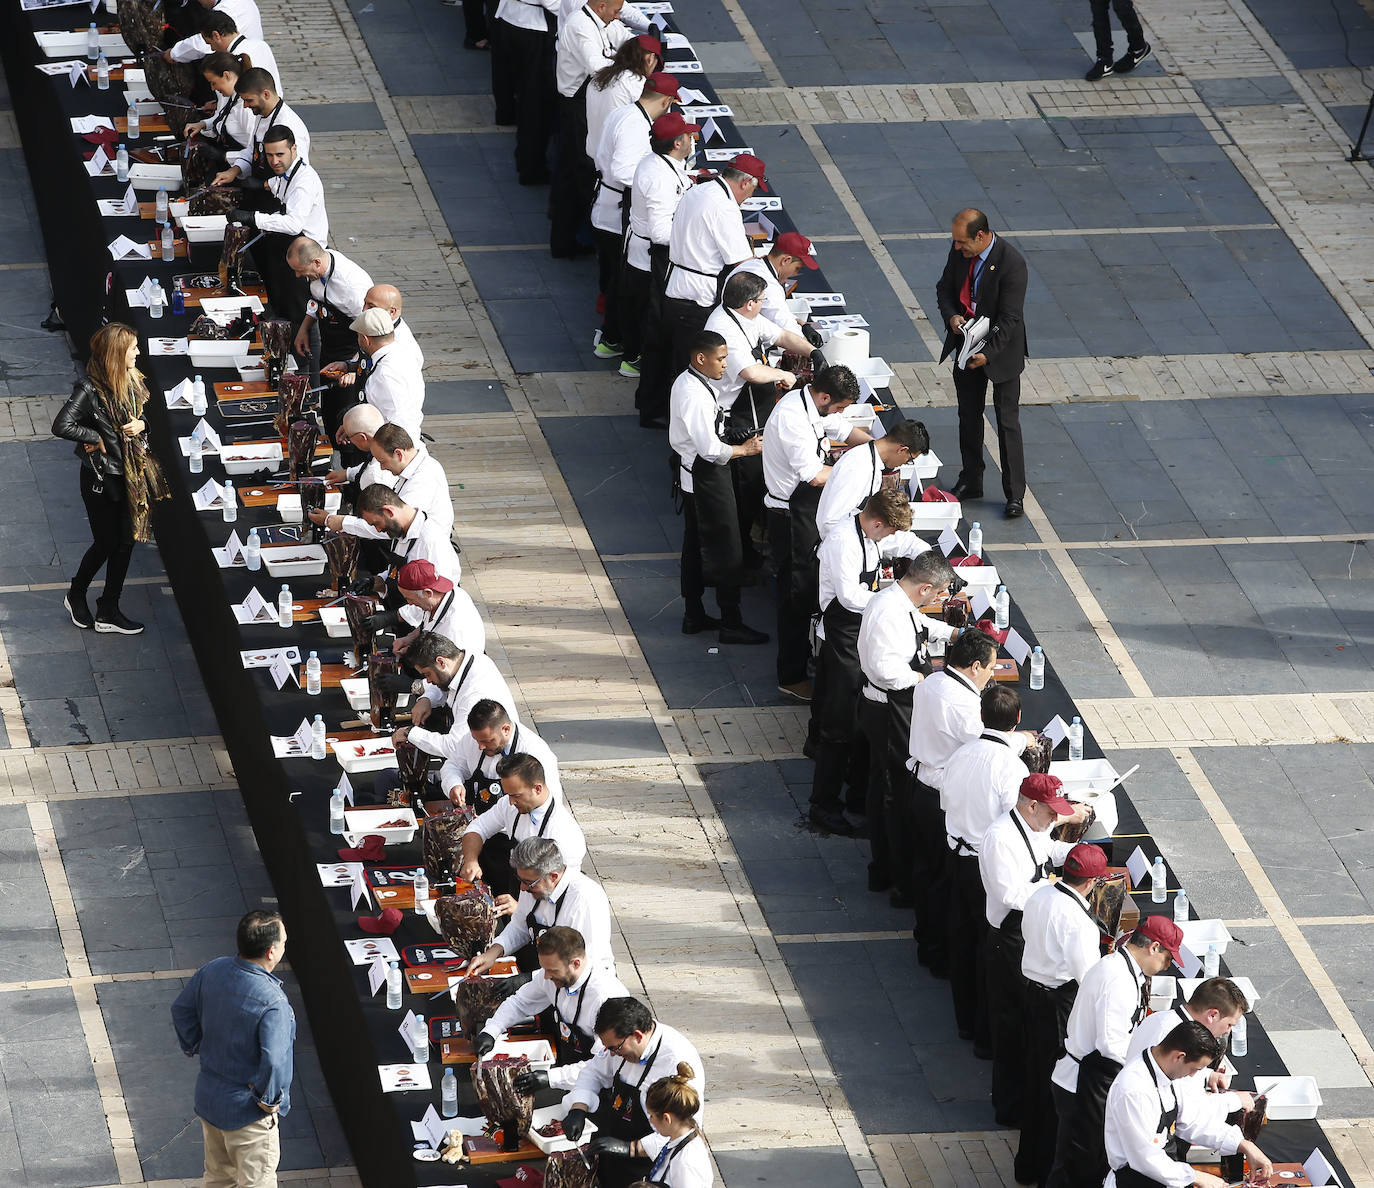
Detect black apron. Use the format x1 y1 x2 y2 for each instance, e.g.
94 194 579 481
464 720 518 814
245 99 287 204
675 373 743 588
593 1034 662 1140
783 388 826 604
820 513 880 649
648 1130 701 1185
665 178 737 307
1000 807 1054 939
314 251 361 360
252 158 306 317
1112 1051 1179 1188
624 152 684 270
201 89 244 153
552 968 600 1065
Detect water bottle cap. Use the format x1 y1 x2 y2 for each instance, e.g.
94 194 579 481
314 714 323 722
971 521 981 529
1032 645 1042 653
309 651 318 659
390 960 399 968
1072 716 1081 724
997 584 1006 593
282 583 289 590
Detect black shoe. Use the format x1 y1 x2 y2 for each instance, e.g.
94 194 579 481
1113 42 1151 72
889 889 915 909
719 622 769 645
867 866 891 893
638 414 669 430
94 608 144 635
64 592 94 630
809 808 856 836
1085 58 1115 81
802 738 818 761
681 610 721 635
1005 499 1024 519
950 477 983 500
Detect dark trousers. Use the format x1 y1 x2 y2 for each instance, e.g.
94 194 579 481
550 90 594 255
595 228 625 344
73 466 134 611
462 0 489 44
666 296 712 378
953 364 1025 502
911 776 949 968
766 509 815 686
1090 0 1145 61
620 261 652 367
1019 981 1077 1188
680 492 740 611
872 691 914 893
253 238 309 328
492 20 554 179
1047 1052 1118 1188
985 922 1026 1124
947 850 990 1048
810 610 868 816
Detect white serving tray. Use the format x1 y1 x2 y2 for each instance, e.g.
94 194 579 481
343 805 416 843
261 543 328 578
277 491 341 523
36 29 130 56
529 1105 599 1155
220 443 282 475
181 215 226 244
189 340 253 367
200 295 265 317
128 163 182 191
322 605 351 638
1179 918 1233 957
340 677 371 712
1049 758 1118 796
907 501 962 533
333 736 400 775
1253 1075 1321 1120
853 356 894 388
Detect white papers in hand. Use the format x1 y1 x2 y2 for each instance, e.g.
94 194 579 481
956 315 990 370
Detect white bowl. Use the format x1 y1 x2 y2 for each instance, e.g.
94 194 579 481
220 443 282 475
181 215 226 244
276 491 341 523
529 1105 599 1155
1179 919 1233 957
321 605 350 638
261 543 328 577
343 805 416 842
1253 1075 1321 1120
907 501 962 532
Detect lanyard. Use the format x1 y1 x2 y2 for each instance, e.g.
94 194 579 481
582 5 614 57
272 158 303 204
979 731 1011 747
524 874 564 939
210 91 239 135
424 588 454 634
617 1032 665 1093
255 99 284 155
556 966 597 1035
1120 949 1147 1026
852 515 878 589
801 387 827 461
687 368 725 439
519 795 556 842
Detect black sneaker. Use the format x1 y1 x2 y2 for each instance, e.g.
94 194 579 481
1113 42 1151 73
1085 59 1115 81
94 609 145 635
64 593 94 630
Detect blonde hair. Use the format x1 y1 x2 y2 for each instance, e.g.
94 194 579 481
87 323 146 413
862 486 912 532
644 1062 699 1122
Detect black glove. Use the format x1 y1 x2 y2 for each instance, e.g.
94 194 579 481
348 573 379 596
238 175 266 192
473 1031 496 1059
513 1069 549 1094
801 323 824 348
562 1108 588 1144
809 348 827 374
229 209 256 227
364 610 402 633
589 1136 633 1158
720 424 763 446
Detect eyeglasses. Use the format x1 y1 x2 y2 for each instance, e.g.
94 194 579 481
517 873 545 890
605 1033 636 1055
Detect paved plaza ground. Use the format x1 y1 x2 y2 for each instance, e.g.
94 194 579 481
3 0 1374 1184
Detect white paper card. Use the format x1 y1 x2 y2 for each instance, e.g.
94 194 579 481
147 337 189 356
813 313 869 329
240 646 300 669
399 1009 418 1046
682 104 731 118
636 1 673 10
165 377 194 409
649 12 666 30
970 588 992 618
1125 845 1149 888
678 86 709 105
236 589 277 625
345 936 399 965
88 146 116 178
756 213 777 241
1042 715 1069 748
335 772 355 806
741 195 783 211
110 235 155 262
192 478 226 510
1305 1150 1337 1187
219 529 243 563
70 115 113 132
268 652 296 690
703 145 750 161
269 717 313 758
1003 628 1031 665
801 292 845 308
663 59 702 73
663 31 690 48
379 1063 432 1093
411 1104 451 1148
368 956 389 997
350 865 373 910
699 115 721 143
190 417 221 450
938 525 962 557
319 861 361 888
68 59 90 88
1176 942 1202 979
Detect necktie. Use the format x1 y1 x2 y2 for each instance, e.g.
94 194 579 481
957 256 978 316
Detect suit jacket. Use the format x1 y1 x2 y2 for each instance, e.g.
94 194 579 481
935 235 1029 384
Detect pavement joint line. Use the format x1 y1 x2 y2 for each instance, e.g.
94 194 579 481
993 533 1374 552
0 616 32 748
879 223 1280 241
0 968 199 994
1172 747 1374 1082
75 1170 363 1188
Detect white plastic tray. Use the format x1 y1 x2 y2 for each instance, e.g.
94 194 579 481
238 362 267 382
321 605 351 638
181 215 226 244
36 30 131 56
220 443 282 475
189 340 253 368
261 543 328 577
841 404 876 430
200 295 265 317
343 805 416 843
1049 758 1119 796
529 1105 599 1155
853 356 894 388
1178 976 1260 1009
128 163 182 191
956 565 1001 590
907 501 962 532
1254 1075 1321 1120
1179 918 1234 957
277 491 341 523
340 677 371 712
333 737 400 775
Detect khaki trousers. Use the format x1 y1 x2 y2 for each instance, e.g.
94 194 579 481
202 1113 280 1188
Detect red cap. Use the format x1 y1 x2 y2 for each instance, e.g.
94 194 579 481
1019 772 1074 815
635 32 663 56
357 907 403 935
397 559 454 593
1134 915 1184 964
337 834 386 862
731 153 767 183
497 1169 545 1188
1063 843 1107 878
645 70 679 98
652 110 700 141
775 231 819 269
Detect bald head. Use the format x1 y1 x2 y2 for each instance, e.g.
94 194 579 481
364 284 404 320
341 403 385 439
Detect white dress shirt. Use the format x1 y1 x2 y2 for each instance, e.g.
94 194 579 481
1022 881 1101 989
817 519 928 615
495 0 558 33
437 719 561 803
640 1132 714 1188
360 342 425 441
229 99 311 173
463 789 588 874
392 316 425 370
979 808 1073 928
409 652 516 763
205 90 255 150
907 667 982 784
218 35 280 92
942 730 1029 853
728 256 803 336
591 101 652 234
305 249 372 324
556 4 632 97
560 0 649 26
387 509 460 587
666 177 749 307
493 871 611 968
702 305 780 414
762 386 849 509
254 160 328 245
815 440 884 540
168 0 264 58
570 1021 705 1120
858 584 956 695
668 368 729 495
482 964 632 1090
1125 1004 1241 1124
587 69 645 159
383 448 453 538
338 459 394 540
411 585 485 657
627 152 690 271
1053 948 1150 1092
1104 1050 1242 1188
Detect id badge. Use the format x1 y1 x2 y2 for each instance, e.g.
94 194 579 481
559 1020 571 1040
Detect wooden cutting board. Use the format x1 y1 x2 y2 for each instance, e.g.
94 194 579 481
462 1134 543 1164
295 662 356 688
216 380 275 399
143 238 188 258
115 115 171 133
236 482 338 507
929 656 1020 683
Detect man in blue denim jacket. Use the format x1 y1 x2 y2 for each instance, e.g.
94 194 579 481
172 911 296 1187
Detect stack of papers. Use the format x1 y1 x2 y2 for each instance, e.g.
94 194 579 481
956 315 990 370
70 115 114 134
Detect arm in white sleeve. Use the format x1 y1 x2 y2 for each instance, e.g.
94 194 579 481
618 3 651 30
493 912 531 958
569 1053 614 1110
1109 1079 1197 1188
483 978 549 1039
880 529 931 560
833 534 875 614
406 724 465 763
1175 1107 1243 1159
339 514 388 540
168 34 211 62
253 174 322 236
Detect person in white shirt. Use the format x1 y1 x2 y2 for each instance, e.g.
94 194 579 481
490 0 559 182
360 284 425 370
345 309 424 441
585 34 661 161
634 1064 712 1188
354 485 460 596
1104 1021 1271 1188
624 112 696 405
214 69 311 186
764 365 870 699
165 0 263 60
1019 843 1108 1188
669 331 768 645
814 419 930 541
564 998 705 1188
355 425 452 538
857 550 955 897
810 488 928 836
287 238 372 424
906 629 1000 972
703 271 814 418
1049 916 1183 1188
229 127 325 328
727 230 825 341
478 925 631 1088
187 52 256 155
439 698 559 813
392 634 515 757
175 10 279 92
391 559 484 657
457 754 587 899
590 71 677 363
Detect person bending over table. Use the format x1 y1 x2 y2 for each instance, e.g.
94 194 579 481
439 698 560 814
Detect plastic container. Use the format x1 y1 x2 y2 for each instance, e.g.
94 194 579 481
261 543 328 578
342 807 417 843
1253 1076 1321 1120
1179 919 1234 958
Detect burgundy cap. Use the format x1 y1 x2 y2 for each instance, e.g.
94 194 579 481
498 1169 545 1188
775 231 819 269
337 834 386 862
397 559 454 593
635 32 663 56
1135 914 1184 963
645 70 679 98
1019 772 1074 816
357 907 403 935
731 152 767 183
652 110 700 140
1063 843 1107 879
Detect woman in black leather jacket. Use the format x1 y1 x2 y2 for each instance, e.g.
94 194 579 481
52 323 169 634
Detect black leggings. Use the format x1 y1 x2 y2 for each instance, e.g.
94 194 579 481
73 465 134 610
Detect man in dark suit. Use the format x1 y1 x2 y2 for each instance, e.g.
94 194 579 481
935 208 1029 518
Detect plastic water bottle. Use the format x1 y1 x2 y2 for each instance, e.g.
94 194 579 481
115 143 129 182
994 585 1010 630
127 101 140 140
277 583 293 628
412 1013 428 1062
160 224 174 262
310 714 326 760
148 280 165 319
86 22 100 60
244 528 261 571
1151 856 1167 903
386 960 403 1010
967 522 982 558
306 651 322 695
188 434 203 473
413 866 428 914
1029 646 1045 690
96 51 109 90
191 375 207 417
329 788 345 834
155 186 169 225
1203 943 1220 979
1067 716 1083 762
1230 1013 1248 1057
170 278 185 316
221 480 236 523
441 1067 458 1117
1173 886 1189 923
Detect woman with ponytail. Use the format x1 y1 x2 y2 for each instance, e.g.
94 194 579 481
635 1062 712 1187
